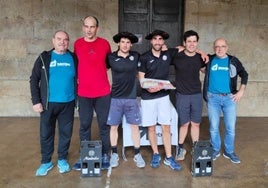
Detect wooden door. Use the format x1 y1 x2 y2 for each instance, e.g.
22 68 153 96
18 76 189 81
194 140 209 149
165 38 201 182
119 0 185 101
119 0 185 53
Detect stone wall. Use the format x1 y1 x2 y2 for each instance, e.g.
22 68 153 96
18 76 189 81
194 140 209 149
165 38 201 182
184 0 268 116
0 0 267 116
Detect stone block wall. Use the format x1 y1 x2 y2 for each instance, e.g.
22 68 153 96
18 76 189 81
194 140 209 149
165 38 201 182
184 0 268 116
0 0 267 116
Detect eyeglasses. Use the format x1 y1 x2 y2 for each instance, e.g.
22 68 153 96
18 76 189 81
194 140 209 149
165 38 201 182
214 45 227 49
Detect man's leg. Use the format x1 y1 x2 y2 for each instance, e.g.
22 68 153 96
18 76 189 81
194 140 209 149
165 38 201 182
78 96 94 141
207 93 222 160
175 93 190 160
73 96 94 171
162 125 172 157
95 94 111 169
57 101 75 174
176 123 189 160
131 125 145 168
110 125 119 168
148 125 158 154
222 95 240 164
190 122 200 143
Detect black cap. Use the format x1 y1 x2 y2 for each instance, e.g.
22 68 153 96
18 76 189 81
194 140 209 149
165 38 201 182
145 30 169 40
113 32 139 43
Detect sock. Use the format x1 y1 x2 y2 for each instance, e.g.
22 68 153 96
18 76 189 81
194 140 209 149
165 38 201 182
134 147 140 155
111 146 117 154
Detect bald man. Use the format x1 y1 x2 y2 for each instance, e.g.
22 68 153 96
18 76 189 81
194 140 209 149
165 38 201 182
30 30 78 176
72 16 112 171
203 38 248 164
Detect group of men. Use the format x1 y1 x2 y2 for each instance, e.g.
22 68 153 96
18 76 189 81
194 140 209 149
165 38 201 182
30 16 248 177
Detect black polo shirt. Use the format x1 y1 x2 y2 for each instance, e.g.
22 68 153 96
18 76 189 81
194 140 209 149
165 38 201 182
107 51 140 99
139 48 177 100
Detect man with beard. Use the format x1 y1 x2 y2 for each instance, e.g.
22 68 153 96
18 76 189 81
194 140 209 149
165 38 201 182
138 30 182 171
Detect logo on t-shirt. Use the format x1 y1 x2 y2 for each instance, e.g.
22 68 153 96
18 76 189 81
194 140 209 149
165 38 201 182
50 60 71 67
211 64 228 71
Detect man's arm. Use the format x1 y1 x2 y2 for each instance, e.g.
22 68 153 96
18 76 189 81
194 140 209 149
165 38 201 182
175 46 209 63
196 48 209 63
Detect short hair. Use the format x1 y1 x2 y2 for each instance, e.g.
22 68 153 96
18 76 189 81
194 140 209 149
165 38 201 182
183 30 199 42
83 16 99 27
214 38 228 47
53 30 69 40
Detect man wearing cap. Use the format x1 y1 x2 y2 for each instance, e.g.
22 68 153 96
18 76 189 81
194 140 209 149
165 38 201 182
138 30 182 171
107 32 145 168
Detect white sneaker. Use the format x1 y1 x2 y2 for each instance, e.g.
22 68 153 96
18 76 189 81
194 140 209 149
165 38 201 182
133 153 146 168
110 153 119 168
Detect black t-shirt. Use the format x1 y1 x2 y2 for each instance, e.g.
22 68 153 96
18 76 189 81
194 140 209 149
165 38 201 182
171 51 205 94
107 51 140 99
139 49 177 100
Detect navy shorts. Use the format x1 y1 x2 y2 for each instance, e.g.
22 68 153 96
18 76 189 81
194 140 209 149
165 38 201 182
107 98 141 125
176 92 203 125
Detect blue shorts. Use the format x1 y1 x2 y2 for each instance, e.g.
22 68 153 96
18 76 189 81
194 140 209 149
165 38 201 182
176 93 203 125
107 98 141 125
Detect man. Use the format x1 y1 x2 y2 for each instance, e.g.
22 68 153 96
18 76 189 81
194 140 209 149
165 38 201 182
203 38 248 164
72 16 111 170
107 32 145 168
172 30 206 161
138 30 181 171
30 30 77 176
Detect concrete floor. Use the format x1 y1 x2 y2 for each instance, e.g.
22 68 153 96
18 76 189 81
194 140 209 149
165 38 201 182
0 117 267 188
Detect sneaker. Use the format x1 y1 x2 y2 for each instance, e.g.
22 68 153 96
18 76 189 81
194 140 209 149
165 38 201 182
176 147 186 160
110 153 119 168
223 151 241 164
57 159 70 173
164 157 182 171
36 161 53 176
133 153 145 168
101 153 110 170
150 153 161 168
213 151 220 161
72 158 81 171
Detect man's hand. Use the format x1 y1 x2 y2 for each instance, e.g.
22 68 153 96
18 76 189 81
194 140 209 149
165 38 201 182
33 103 43 113
175 45 185 52
232 85 246 102
147 85 162 93
196 49 209 63
162 44 168 51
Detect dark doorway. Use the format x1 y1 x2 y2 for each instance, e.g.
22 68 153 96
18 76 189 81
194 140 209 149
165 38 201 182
119 0 185 103
119 0 185 53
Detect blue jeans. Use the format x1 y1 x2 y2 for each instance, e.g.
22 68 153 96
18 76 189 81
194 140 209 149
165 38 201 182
207 92 236 154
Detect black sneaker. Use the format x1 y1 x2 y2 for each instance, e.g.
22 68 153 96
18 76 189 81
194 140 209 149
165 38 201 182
72 158 81 171
223 151 241 164
101 154 110 170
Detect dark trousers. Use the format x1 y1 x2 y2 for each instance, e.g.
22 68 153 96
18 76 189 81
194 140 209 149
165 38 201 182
40 100 75 163
78 94 111 154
